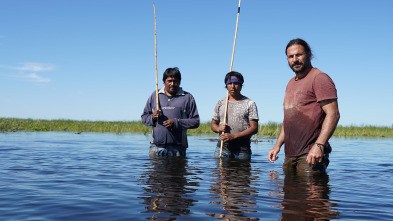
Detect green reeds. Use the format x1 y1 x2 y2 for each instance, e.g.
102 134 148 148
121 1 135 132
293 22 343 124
1 118 392 138
333 125 393 138
0 118 150 134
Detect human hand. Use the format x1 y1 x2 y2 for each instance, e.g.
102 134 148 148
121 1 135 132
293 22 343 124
219 133 235 142
268 146 280 163
163 119 175 129
306 143 324 167
152 109 161 121
218 123 228 133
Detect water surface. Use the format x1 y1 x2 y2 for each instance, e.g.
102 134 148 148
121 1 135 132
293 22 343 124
0 132 392 220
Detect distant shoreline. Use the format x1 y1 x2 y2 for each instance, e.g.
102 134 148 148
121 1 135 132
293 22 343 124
0 118 392 138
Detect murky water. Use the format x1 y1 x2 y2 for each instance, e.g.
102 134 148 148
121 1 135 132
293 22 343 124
0 132 392 220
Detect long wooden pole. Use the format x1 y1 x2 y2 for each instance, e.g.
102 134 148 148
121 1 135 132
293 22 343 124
220 0 242 158
153 2 160 146
153 2 159 111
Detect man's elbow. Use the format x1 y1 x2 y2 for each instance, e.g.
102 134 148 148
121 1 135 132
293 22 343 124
334 110 341 123
252 121 259 135
190 119 200 129
251 125 258 136
329 110 340 125
194 121 200 129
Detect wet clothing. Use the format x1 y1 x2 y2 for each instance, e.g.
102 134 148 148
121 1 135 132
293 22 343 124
283 68 337 157
212 96 258 157
141 87 200 150
282 148 330 176
149 143 186 158
213 140 252 160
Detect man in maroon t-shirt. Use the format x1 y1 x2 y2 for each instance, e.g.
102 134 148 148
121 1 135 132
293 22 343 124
268 39 340 175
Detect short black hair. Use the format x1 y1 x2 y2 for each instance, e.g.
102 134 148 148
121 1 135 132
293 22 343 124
224 71 244 85
285 38 313 59
163 67 181 82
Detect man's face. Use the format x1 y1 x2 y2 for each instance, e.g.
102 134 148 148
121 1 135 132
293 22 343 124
226 82 242 97
286 44 311 74
164 76 180 96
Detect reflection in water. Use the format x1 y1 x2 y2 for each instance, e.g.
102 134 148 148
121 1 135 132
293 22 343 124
269 171 340 220
139 158 199 220
208 159 259 220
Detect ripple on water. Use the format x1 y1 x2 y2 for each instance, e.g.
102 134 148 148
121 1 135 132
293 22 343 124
0 133 392 220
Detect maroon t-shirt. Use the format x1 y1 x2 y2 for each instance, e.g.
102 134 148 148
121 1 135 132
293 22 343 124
283 68 337 157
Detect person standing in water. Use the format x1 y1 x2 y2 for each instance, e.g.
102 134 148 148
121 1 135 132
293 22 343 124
141 67 200 157
268 38 340 175
211 71 259 160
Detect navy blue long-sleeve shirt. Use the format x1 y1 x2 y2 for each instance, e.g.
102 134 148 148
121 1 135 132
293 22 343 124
141 87 200 148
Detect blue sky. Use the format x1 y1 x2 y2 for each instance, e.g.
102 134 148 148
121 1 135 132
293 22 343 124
1 0 392 126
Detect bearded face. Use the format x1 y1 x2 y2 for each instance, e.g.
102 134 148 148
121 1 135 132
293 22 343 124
289 55 311 73
286 44 311 74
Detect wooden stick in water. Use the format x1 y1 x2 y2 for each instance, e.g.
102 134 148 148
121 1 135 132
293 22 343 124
220 0 242 158
154 2 159 111
153 2 160 146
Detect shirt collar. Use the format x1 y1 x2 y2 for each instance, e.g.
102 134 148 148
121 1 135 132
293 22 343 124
158 87 185 96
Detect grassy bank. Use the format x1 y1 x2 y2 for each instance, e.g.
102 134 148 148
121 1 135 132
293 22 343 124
0 118 392 138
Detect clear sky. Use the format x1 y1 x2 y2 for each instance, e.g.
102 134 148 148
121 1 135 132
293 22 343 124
1 0 392 126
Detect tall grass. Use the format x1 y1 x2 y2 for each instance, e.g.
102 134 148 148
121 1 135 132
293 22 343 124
334 125 393 138
0 118 150 134
1 118 392 138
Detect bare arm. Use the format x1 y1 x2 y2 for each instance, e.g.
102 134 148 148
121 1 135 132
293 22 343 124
211 119 257 141
307 99 340 166
219 120 258 142
268 124 285 163
211 119 227 133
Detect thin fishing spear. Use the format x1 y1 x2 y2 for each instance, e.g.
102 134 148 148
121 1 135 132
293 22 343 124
153 2 159 145
220 0 242 158
153 2 159 111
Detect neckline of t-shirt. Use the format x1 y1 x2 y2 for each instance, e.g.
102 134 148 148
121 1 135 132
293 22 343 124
294 68 317 81
228 96 247 103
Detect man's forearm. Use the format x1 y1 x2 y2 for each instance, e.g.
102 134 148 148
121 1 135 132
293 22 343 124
275 124 285 148
316 108 340 144
175 117 200 129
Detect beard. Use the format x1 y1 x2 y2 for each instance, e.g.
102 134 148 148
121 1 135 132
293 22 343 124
289 58 311 74
166 86 179 96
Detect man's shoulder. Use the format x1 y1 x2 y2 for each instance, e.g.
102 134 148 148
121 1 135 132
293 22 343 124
310 68 331 78
243 96 254 101
311 68 335 83
239 96 255 103
218 97 227 103
241 97 258 108
148 90 158 98
310 67 324 74
177 90 197 102
180 90 194 97
293 68 332 84
182 90 191 95
213 97 227 107
175 87 189 96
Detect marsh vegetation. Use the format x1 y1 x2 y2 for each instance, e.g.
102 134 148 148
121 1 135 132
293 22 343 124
1 118 391 138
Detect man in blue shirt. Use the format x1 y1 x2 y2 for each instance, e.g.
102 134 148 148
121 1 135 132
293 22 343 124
141 67 200 157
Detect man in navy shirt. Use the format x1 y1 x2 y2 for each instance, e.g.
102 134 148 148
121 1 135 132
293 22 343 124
141 67 200 157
